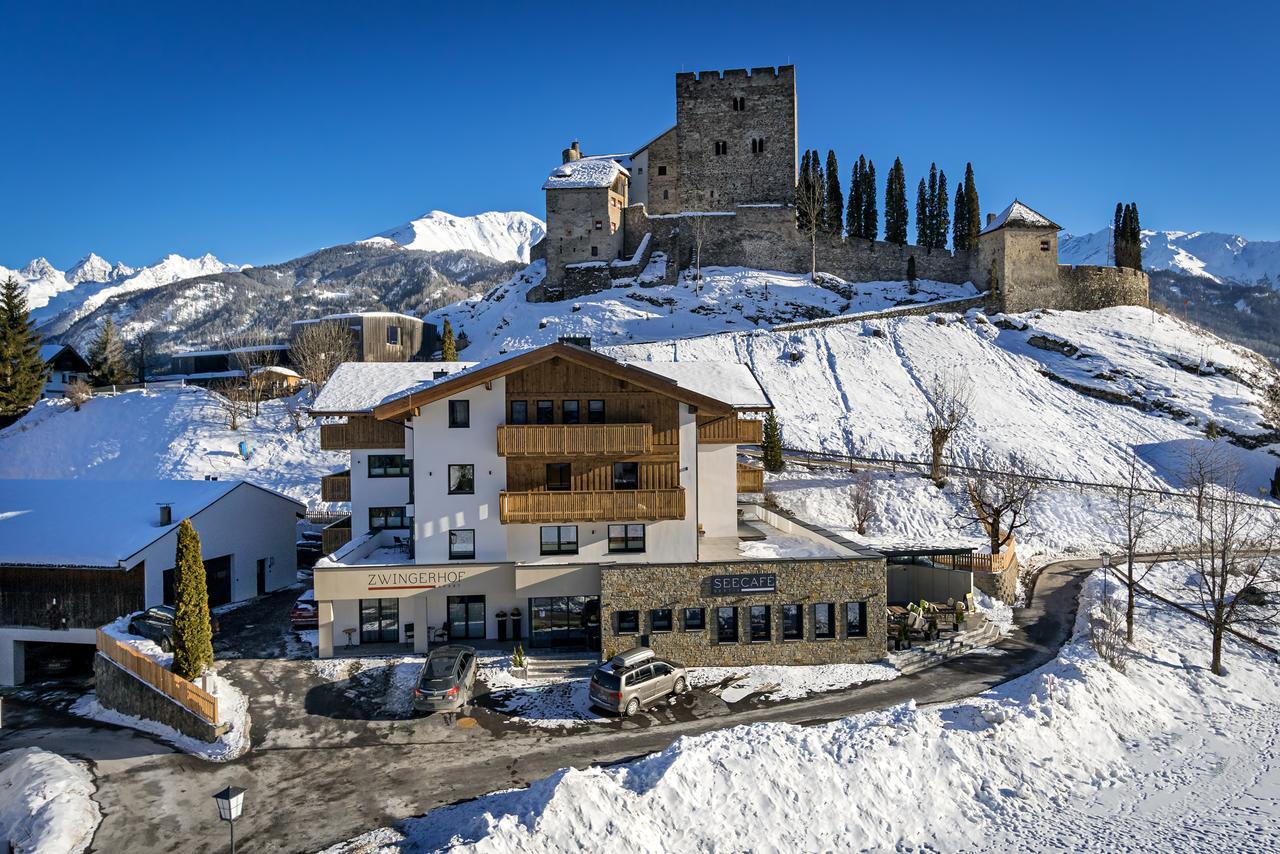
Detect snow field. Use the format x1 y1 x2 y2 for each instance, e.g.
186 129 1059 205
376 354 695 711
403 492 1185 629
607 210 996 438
0 748 101 854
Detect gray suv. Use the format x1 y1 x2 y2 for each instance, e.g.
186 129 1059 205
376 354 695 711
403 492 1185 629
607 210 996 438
589 647 687 716
413 645 478 713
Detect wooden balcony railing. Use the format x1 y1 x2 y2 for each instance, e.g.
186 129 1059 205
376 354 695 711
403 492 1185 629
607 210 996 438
321 470 351 501
319 416 405 450
698 415 764 445
736 463 764 493
496 423 653 457
498 488 685 524
322 516 352 555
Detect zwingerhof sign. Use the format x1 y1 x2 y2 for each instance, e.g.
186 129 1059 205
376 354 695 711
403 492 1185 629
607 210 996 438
315 565 490 600
703 572 778 596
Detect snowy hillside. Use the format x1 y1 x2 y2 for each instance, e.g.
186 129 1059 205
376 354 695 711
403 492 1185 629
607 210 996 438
1060 226 1280 287
0 388 345 510
364 210 545 264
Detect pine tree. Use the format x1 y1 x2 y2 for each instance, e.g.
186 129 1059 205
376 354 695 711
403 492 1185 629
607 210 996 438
87 317 129 387
1128 202 1143 270
847 159 864 241
796 151 813 232
0 277 50 417
953 174 968 251
936 169 950 251
925 164 939 249
885 158 908 245
441 318 458 360
761 411 784 473
906 254 918 290
171 519 213 681
963 163 980 251
916 177 929 248
824 150 843 237
862 159 878 241
1113 202 1125 267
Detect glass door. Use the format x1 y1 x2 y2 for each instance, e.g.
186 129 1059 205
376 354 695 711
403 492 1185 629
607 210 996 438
359 598 400 644
528 596 601 649
447 595 486 639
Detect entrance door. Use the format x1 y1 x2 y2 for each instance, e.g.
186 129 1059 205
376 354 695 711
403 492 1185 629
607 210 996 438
256 559 267 596
359 598 400 644
447 595 486 640
204 555 233 607
528 595 600 649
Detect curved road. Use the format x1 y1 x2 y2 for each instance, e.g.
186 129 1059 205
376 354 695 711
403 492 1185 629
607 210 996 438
2 557 1096 853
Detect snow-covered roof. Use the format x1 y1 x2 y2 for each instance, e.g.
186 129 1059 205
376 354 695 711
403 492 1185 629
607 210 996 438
253 366 300 378
542 157 629 191
39 344 66 362
980 200 1061 235
619 361 771 410
0 479 303 568
290 312 423 326
310 361 477 414
174 344 290 358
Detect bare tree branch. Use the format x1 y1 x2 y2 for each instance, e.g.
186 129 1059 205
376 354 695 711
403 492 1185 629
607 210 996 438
290 321 356 400
1104 452 1171 641
958 450 1040 556
848 471 877 536
921 374 973 486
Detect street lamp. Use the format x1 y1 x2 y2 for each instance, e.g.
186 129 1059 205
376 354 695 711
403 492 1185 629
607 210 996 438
1101 552 1111 598
213 786 246 853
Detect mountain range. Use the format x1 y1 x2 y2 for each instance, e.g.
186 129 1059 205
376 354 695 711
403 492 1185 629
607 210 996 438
1059 227 1280 287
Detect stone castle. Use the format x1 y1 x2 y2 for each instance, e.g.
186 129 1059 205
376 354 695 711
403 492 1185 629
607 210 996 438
531 65 1148 314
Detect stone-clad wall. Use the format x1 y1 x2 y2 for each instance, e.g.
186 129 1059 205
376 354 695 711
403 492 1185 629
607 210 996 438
94 654 229 743
1054 265 1149 312
600 558 888 666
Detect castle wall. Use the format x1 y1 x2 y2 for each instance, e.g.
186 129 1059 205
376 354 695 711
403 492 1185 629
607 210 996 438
1054 265 1150 311
675 67 796 210
642 127 679 214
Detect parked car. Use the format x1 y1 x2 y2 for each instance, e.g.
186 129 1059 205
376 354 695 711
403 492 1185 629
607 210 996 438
298 530 323 544
589 647 687 717
290 589 318 630
126 605 220 652
412 645 478 713
296 538 323 568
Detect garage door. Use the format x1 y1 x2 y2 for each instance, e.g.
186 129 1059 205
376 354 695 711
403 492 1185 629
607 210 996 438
204 555 233 607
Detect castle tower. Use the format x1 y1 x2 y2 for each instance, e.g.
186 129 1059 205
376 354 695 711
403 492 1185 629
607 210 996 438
976 200 1062 313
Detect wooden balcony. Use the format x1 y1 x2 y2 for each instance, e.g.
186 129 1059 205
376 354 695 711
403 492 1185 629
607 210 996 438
498 488 685 524
496 423 653 457
321 516 352 555
736 463 764 493
319 416 405 450
698 415 764 445
320 470 351 502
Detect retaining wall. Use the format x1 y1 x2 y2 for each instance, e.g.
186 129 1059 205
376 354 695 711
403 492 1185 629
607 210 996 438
94 654 228 743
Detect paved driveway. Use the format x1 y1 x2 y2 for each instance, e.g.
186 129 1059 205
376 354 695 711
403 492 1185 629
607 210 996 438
0 559 1092 853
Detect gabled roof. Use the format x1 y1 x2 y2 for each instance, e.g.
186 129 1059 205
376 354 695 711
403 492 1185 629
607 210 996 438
39 344 65 362
632 125 676 157
290 311 423 327
618 360 772 410
39 343 90 373
980 200 1061 235
372 342 737 420
311 361 477 415
542 157 629 190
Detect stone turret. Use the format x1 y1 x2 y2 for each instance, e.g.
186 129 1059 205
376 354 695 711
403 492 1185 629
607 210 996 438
561 141 582 164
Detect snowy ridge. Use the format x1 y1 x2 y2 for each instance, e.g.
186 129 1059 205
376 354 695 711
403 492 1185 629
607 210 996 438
1060 226 1280 288
365 210 545 264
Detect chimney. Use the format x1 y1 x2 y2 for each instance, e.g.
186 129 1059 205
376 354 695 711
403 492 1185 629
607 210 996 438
158 503 173 526
986 213 995 226
561 140 582 164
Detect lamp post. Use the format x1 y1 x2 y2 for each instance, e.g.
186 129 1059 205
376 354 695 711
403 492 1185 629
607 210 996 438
213 786 246 853
1101 552 1111 599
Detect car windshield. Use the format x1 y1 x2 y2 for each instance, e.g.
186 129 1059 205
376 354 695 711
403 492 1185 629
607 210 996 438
148 606 175 621
420 656 457 684
591 669 621 691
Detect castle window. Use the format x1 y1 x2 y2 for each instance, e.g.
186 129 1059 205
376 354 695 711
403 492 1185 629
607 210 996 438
714 140 727 156
731 96 745 111
657 165 667 176
751 138 766 154
591 246 599 257
1040 240 1051 252
662 190 669 200
595 220 602 230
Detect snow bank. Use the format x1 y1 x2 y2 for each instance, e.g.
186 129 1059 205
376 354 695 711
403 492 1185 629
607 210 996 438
0 748 101 854
688 661 898 703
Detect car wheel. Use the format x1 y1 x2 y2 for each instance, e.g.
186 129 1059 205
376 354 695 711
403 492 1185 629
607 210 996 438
673 677 686 695
624 697 641 717
159 638 173 653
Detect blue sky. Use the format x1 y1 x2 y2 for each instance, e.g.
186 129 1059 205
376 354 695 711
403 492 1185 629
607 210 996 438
3 1 1277 268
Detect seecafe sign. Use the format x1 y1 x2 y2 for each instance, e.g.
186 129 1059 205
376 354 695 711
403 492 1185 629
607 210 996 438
703 572 778 596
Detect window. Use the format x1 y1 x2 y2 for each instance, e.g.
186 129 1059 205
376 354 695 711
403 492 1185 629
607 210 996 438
562 399 580 424
509 400 528 424
612 461 638 490
650 608 673 632
448 464 474 495
845 601 868 638
731 95 745 111
616 610 640 634
536 400 554 424
448 529 476 559
546 463 572 491
657 165 667 176
626 664 653 686
448 400 470 428
782 604 803 641
716 606 738 643
608 523 645 553
368 454 411 477
683 607 705 631
749 605 772 642
386 325 400 345
814 603 836 639
1040 239 1051 252
662 189 669 200
751 138 766 154
594 220 603 230
587 399 605 423
540 525 578 555
590 246 599 257
714 140 727 156
369 506 407 530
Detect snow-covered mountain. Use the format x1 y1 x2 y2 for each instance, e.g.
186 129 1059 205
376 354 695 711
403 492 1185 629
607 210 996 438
364 210 545 264
1060 226 1280 287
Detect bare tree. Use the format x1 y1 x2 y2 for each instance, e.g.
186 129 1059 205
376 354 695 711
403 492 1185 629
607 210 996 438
1181 444 1280 676
226 331 279 417
1264 376 1280 426
283 396 308 434
689 214 710 294
795 171 824 281
849 471 877 536
290 321 356 399
921 375 972 485
64 378 93 412
960 451 1040 557
212 379 252 430
1105 452 1169 641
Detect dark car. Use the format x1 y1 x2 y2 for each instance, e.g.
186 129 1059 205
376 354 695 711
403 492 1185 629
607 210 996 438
127 605 219 651
413 645 478 713
296 539 323 568
290 589 318 630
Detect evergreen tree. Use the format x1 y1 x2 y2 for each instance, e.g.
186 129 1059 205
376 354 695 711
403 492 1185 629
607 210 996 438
963 162 980 250
87 317 129 387
906 254 918 290
925 164 939 249
171 519 213 681
796 151 813 232
0 277 50 417
862 159 878 241
953 174 968 251
823 150 843 237
441 318 458 361
916 177 929 248
936 169 950 251
847 159 864 241
1128 202 1143 270
884 158 908 245
1113 202 1125 266
761 411 784 473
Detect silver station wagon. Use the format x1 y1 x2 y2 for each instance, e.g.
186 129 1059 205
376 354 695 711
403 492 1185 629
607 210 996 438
413 644 478 713
589 647 687 716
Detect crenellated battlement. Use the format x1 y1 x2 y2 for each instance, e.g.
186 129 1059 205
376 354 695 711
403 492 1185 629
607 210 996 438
675 65 794 85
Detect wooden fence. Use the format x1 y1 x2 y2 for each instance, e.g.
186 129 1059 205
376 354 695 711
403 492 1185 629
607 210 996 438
319 416 406 450
95 629 218 725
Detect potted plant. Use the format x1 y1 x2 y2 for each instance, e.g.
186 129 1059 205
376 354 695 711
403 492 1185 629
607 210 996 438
897 622 910 651
511 644 527 679
955 602 967 630
510 606 523 640
495 610 509 642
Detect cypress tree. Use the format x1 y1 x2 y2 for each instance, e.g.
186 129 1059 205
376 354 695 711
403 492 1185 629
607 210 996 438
963 163 980 251
1113 202 1125 267
862 159 878 241
847 159 864 241
885 158 908 245
87 317 129 387
796 151 812 232
953 174 968 251
171 519 213 681
936 169 950 251
925 164 939 249
824 150 843 237
761 411 784 473
916 177 929 248
0 277 50 417
441 318 458 361
907 254 917 286
1128 202 1143 270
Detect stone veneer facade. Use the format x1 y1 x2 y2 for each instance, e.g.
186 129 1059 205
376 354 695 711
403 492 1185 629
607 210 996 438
600 557 888 666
